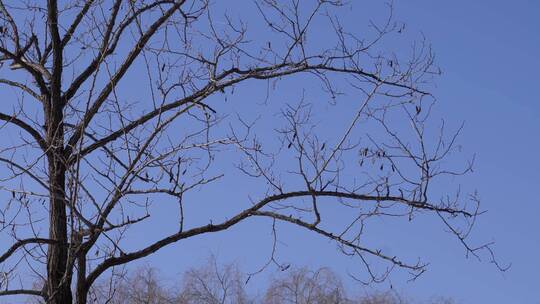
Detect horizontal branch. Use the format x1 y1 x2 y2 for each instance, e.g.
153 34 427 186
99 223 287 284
308 64 430 96
0 289 44 298
85 190 465 286
0 238 58 263
69 58 422 161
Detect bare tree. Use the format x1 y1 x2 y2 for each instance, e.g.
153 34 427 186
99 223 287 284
177 257 251 304
90 260 458 304
0 0 503 303
91 266 175 304
355 292 407 304
264 267 350 304
90 256 250 304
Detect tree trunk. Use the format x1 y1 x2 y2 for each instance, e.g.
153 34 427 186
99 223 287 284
76 253 87 304
46 109 73 303
46 0 72 299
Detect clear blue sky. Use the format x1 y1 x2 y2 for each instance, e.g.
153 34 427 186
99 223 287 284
128 1 540 303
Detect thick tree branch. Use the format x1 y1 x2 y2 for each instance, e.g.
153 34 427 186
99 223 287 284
68 89 208 163
85 190 465 285
0 289 44 298
0 79 42 101
0 112 47 150
0 238 58 263
0 46 49 95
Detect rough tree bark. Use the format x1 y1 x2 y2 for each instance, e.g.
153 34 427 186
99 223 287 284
45 0 73 302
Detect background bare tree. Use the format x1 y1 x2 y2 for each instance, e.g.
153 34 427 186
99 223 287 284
0 0 503 303
263 267 349 304
88 256 250 304
89 257 458 304
91 266 175 304
176 256 251 304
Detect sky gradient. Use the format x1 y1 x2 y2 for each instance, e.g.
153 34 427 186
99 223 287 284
136 1 540 303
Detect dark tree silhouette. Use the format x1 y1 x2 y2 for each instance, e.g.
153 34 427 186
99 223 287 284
0 1 502 303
